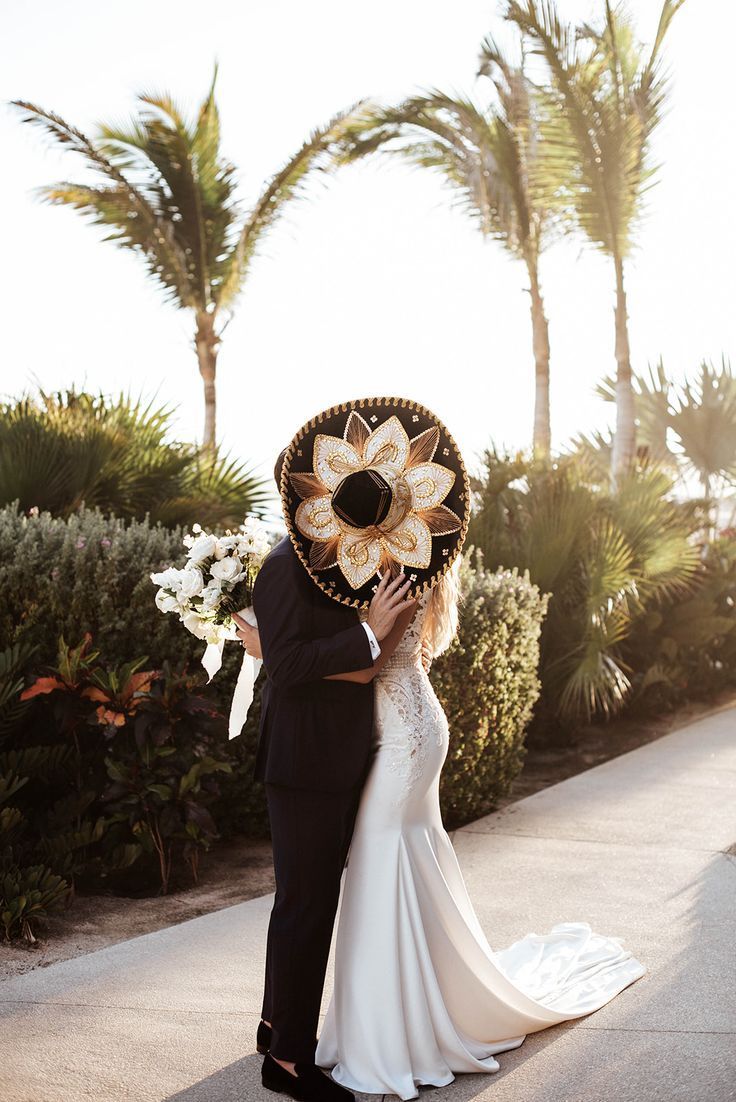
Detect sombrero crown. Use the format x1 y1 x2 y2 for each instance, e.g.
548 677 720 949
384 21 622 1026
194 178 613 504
281 397 470 607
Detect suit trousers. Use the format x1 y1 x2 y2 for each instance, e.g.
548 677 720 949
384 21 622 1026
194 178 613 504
261 780 364 1062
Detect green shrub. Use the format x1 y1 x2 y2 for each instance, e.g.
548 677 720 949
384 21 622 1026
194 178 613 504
0 505 272 850
432 552 548 828
625 533 736 707
0 505 198 668
0 390 269 527
0 862 69 943
0 632 238 938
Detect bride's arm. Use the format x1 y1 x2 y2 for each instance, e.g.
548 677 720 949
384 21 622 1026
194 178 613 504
323 602 418 685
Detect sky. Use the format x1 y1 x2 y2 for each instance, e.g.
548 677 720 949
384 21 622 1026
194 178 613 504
1 0 734 505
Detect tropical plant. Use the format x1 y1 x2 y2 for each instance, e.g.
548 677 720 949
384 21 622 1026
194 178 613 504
13 71 363 446
625 533 736 706
0 862 69 943
0 389 268 525
575 357 736 500
3 632 232 915
507 0 686 476
100 662 232 893
337 40 564 456
468 452 700 724
669 358 736 498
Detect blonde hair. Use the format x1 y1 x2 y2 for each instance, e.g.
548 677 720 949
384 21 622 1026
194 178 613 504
421 555 462 659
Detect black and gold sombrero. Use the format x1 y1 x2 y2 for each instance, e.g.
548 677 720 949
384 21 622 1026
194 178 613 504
280 397 470 608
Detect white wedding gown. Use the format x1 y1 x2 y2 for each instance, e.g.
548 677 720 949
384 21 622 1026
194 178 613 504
315 591 646 1100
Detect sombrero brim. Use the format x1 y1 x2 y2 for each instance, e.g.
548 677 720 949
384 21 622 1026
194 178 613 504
280 397 470 608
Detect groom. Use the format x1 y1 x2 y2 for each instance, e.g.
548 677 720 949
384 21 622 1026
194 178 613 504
236 449 413 1102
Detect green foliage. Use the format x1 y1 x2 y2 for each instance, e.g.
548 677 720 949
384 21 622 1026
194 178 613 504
0 862 69 943
100 664 232 892
0 504 198 667
580 357 736 496
670 359 736 496
0 631 235 939
432 552 548 827
468 453 701 726
625 535 736 706
0 390 268 526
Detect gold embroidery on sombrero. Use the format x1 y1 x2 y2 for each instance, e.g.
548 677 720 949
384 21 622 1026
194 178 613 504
291 412 461 590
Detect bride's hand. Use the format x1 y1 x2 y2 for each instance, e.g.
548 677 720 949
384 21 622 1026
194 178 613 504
233 614 263 659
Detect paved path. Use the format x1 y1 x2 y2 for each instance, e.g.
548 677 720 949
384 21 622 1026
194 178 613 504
1 709 734 1102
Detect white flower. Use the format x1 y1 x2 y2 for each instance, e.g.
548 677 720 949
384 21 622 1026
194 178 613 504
179 566 205 598
186 533 218 563
181 610 209 640
150 566 185 590
210 556 244 584
213 535 238 559
200 580 223 611
200 621 228 646
155 588 180 614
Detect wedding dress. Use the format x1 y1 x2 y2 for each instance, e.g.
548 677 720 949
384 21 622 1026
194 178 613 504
315 590 646 1100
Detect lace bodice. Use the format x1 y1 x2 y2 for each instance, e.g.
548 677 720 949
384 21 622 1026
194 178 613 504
363 588 447 805
388 587 429 669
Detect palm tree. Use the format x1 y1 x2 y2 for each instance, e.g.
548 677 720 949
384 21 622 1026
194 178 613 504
477 34 565 456
337 41 562 457
13 70 362 448
506 0 686 477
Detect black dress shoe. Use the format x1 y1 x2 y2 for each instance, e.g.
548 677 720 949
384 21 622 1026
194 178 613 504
261 1053 354 1102
257 1020 272 1054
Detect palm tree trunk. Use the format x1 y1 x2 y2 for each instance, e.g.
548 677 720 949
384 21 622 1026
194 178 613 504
528 263 551 459
195 312 218 449
611 256 636 479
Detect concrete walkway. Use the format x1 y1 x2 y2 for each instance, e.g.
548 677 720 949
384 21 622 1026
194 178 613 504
1 709 734 1102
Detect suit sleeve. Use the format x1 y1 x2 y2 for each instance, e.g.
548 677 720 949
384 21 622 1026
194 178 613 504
252 552 374 689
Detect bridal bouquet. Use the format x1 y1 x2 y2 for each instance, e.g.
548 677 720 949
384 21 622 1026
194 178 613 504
150 516 270 738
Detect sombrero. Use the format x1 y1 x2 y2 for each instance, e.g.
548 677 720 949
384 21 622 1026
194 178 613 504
280 397 470 608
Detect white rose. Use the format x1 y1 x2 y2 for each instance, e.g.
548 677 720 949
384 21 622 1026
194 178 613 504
179 566 205 598
210 556 244 584
180 610 209 640
186 533 218 563
214 535 237 559
150 566 184 590
200 580 223 611
155 589 180 613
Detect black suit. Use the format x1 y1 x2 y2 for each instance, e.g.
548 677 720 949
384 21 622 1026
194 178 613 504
252 537 375 1062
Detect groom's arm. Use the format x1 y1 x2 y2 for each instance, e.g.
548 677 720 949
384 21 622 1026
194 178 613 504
252 552 373 689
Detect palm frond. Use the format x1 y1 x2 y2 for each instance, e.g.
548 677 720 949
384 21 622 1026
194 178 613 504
13 100 196 307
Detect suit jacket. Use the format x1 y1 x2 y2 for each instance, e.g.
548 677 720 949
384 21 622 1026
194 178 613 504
252 536 375 791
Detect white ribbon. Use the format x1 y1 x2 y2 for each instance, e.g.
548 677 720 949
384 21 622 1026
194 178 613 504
199 606 262 739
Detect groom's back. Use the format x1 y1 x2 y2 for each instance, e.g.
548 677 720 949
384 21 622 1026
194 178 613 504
252 537 375 792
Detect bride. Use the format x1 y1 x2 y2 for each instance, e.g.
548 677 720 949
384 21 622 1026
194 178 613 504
314 565 646 1100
